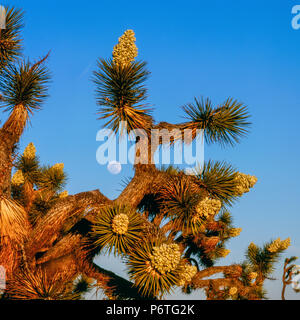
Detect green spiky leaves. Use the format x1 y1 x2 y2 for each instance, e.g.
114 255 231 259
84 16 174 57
11 144 68 225
14 146 40 185
193 161 257 206
13 147 67 193
6 268 80 300
93 59 152 133
0 7 24 70
0 57 50 114
246 239 291 278
159 177 202 235
183 97 250 146
194 161 239 205
37 163 67 192
91 205 144 255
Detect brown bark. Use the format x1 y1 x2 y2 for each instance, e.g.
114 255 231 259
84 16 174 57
281 260 293 300
0 240 21 276
191 265 262 300
0 104 28 197
26 190 111 259
194 265 243 280
115 166 158 206
31 232 147 299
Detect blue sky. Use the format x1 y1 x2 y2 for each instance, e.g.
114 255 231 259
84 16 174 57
2 0 300 299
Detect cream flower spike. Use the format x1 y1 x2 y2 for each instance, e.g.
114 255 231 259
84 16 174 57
267 238 281 253
219 248 231 257
280 237 291 250
12 170 24 185
59 190 69 198
195 197 222 219
113 29 138 67
178 264 197 286
229 228 242 237
52 163 64 171
112 213 129 235
23 142 36 159
234 173 258 196
150 243 181 274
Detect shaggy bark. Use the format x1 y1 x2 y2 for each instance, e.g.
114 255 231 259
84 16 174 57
0 105 28 197
281 259 293 300
26 190 111 260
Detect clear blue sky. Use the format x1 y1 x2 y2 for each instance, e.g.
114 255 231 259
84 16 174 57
3 0 300 299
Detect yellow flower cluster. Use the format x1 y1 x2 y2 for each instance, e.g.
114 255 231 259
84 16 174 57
23 142 36 159
281 237 291 250
178 264 197 286
248 242 257 251
11 170 24 185
268 238 281 252
219 248 231 257
195 197 222 219
112 29 138 67
112 213 129 235
229 287 238 296
150 243 181 275
228 228 242 237
59 191 69 198
248 272 258 280
267 237 291 253
52 163 64 172
234 173 257 196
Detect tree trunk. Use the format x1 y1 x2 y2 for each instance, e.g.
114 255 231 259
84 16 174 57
0 104 28 197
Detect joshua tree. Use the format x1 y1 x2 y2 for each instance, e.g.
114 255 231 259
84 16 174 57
0 7 292 300
281 256 300 300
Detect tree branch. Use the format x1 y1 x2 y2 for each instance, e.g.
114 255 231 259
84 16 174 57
115 167 159 207
193 265 243 280
26 190 111 258
0 104 28 197
78 256 150 300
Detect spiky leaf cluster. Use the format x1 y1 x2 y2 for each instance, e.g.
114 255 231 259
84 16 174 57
0 7 23 70
93 58 152 134
246 239 291 278
91 205 144 255
194 161 238 205
0 58 50 113
178 210 241 268
159 177 202 234
183 97 250 146
5 268 80 300
11 143 68 225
